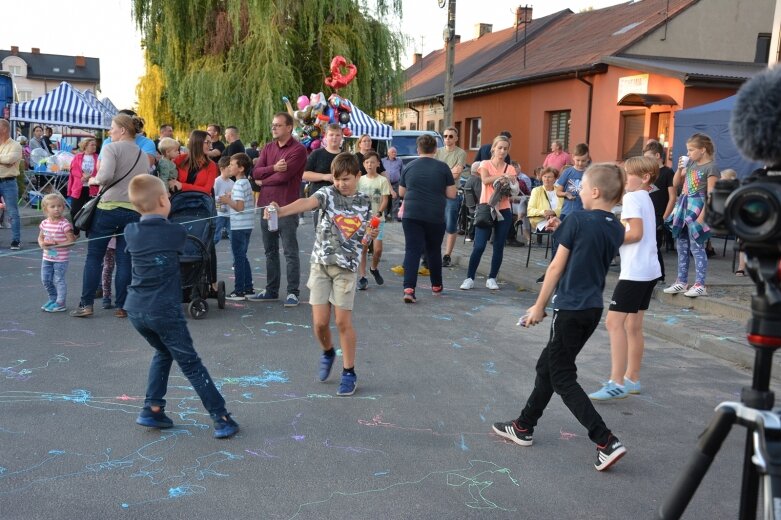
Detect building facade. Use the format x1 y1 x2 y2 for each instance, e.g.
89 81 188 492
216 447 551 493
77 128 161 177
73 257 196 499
393 0 774 168
0 47 100 102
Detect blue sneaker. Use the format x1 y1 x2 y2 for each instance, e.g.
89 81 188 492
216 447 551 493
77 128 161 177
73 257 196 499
588 381 628 401
284 294 299 307
213 414 240 438
623 377 642 394
46 303 67 313
136 407 174 428
41 300 55 311
247 290 278 302
319 351 336 382
337 372 357 396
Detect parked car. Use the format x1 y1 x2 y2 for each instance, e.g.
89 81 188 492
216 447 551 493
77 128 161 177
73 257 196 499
390 130 444 166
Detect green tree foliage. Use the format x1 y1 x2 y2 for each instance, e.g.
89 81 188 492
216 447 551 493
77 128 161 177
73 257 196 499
132 0 405 140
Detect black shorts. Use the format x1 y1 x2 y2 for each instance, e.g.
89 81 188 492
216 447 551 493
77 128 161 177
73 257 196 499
609 280 656 313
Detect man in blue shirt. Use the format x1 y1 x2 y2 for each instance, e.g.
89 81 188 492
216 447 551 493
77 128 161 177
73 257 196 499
381 146 403 221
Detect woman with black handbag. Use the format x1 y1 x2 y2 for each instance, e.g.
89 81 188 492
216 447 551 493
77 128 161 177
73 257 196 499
460 135 518 291
71 114 147 318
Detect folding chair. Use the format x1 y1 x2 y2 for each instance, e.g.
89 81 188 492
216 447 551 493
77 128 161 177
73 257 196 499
525 228 551 268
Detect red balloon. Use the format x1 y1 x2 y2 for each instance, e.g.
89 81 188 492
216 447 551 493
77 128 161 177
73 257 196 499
324 55 358 91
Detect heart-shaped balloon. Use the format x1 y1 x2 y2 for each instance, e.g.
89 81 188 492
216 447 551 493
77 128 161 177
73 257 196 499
324 55 358 91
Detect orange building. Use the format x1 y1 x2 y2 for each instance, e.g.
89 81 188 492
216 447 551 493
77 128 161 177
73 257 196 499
393 0 775 168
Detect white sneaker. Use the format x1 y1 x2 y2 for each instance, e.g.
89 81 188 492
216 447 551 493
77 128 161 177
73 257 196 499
663 282 687 294
460 278 474 290
486 278 499 290
683 284 707 297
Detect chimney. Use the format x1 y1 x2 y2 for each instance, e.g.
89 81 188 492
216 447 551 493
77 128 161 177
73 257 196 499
31 47 40 54
75 55 86 68
10 46 18 55
516 6 533 26
474 23 493 38
413 53 422 65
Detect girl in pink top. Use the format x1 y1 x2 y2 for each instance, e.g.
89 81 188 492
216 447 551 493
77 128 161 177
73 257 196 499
38 193 76 312
67 138 99 223
460 135 518 291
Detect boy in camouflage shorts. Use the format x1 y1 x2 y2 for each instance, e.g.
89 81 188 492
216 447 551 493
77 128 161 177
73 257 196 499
264 152 378 396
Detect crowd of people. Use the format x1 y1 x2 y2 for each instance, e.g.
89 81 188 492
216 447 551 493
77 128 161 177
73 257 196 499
0 109 731 465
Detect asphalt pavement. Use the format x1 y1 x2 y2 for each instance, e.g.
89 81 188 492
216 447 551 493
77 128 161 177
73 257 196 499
0 217 762 519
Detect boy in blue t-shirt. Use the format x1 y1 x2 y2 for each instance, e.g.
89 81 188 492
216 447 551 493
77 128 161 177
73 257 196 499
125 174 239 439
492 163 627 471
218 153 255 300
554 142 590 217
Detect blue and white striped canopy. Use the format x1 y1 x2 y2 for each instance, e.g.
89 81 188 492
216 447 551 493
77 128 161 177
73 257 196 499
81 89 114 122
100 97 118 117
346 100 392 140
10 82 110 129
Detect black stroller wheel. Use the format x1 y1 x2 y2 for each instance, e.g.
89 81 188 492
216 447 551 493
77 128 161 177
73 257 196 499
217 281 226 309
188 298 209 319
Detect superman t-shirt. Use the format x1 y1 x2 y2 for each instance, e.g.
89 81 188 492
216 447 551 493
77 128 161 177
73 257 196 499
312 186 372 271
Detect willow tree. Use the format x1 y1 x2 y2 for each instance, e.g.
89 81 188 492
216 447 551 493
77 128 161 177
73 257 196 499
132 0 405 140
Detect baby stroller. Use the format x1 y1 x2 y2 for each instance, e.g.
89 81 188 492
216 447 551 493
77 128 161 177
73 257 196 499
169 191 226 319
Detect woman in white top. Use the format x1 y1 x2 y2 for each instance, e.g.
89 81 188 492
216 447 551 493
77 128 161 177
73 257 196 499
526 167 564 230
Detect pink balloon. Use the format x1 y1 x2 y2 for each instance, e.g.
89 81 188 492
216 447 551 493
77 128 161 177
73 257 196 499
310 139 321 150
297 95 310 111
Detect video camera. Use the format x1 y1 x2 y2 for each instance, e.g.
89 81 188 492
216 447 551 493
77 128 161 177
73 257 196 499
707 167 781 254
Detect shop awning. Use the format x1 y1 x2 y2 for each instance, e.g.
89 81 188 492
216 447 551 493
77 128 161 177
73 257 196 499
10 82 110 129
617 93 678 107
346 101 392 140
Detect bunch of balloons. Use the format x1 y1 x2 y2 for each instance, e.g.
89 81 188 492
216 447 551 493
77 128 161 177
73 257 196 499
283 55 359 151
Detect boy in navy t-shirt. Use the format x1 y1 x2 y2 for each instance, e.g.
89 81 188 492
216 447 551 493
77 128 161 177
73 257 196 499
125 174 239 438
492 163 627 471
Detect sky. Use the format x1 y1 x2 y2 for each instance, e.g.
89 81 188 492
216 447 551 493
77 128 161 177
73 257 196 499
3 0 624 108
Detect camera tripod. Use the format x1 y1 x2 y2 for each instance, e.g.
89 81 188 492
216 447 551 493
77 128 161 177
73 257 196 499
659 254 781 519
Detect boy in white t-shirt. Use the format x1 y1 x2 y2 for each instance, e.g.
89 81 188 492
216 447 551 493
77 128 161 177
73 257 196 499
213 156 234 245
218 153 255 300
589 156 662 401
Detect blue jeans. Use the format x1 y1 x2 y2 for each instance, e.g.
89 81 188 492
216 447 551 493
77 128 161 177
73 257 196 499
79 207 140 308
260 214 300 297
230 228 253 294
401 218 446 290
445 194 463 234
0 178 20 243
128 308 227 420
213 216 230 245
41 259 68 304
467 208 513 279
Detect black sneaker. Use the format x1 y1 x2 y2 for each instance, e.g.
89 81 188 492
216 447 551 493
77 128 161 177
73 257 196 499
226 291 246 301
369 268 384 285
10 240 20 250
595 435 627 471
442 254 452 267
536 274 545 284
492 420 533 447
136 407 174 429
358 277 369 290
213 414 240 439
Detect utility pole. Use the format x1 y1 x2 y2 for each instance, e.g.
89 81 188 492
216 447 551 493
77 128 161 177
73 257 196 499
443 0 456 128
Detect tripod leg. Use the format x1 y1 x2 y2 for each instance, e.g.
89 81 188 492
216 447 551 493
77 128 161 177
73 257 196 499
658 408 737 520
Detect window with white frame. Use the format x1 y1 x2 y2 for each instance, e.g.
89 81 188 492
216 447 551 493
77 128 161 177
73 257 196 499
8 65 22 76
18 90 32 102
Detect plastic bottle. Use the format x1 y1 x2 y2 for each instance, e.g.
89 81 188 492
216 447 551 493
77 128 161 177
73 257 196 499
361 216 381 245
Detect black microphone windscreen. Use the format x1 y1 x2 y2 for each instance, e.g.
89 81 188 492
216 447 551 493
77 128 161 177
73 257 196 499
730 65 781 165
